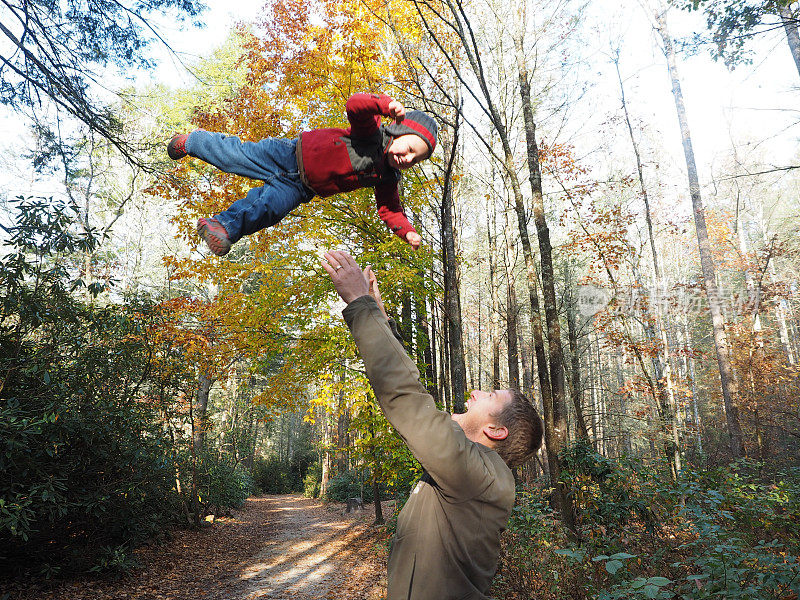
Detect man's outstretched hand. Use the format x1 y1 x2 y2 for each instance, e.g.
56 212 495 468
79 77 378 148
364 266 388 318
322 251 370 305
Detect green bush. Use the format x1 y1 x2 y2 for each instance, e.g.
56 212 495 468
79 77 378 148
0 393 179 577
326 471 367 502
251 455 302 494
495 444 800 600
195 455 253 511
303 462 322 498
0 198 181 576
560 439 660 546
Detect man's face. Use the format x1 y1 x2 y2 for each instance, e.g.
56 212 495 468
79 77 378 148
451 389 512 443
386 134 429 170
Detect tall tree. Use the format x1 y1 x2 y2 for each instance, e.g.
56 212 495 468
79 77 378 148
513 22 574 531
613 50 682 476
440 112 468 412
655 10 745 457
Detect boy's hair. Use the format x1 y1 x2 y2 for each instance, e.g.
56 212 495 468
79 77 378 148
386 110 438 158
492 390 543 468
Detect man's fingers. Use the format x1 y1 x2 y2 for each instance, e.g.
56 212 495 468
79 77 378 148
321 260 334 276
323 250 364 280
343 252 358 269
322 252 340 271
334 250 358 269
322 252 347 277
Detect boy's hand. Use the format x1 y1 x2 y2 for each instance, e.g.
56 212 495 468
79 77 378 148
388 100 406 122
322 251 369 304
406 231 421 250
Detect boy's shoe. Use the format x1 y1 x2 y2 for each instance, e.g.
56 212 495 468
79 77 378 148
167 134 188 160
197 217 232 256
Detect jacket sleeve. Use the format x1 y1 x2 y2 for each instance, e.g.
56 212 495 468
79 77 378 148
343 296 497 501
375 180 417 241
346 93 393 138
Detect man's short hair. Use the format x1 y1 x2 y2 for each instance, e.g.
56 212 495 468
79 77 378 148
492 389 543 468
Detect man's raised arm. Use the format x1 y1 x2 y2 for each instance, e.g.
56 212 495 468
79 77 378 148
321 251 498 500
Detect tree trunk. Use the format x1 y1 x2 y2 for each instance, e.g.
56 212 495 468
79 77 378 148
514 33 574 532
680 322 704 455
565 274 590 441
488 192 502 389
656 11 745 458
506 282 521 389
780 5 800 79
416 284 438 398
519 330 534 398
588 333 599 450
371 423 384 525
193 371 213 456
320 407 331 500
246 419 260 471
428 290 441 404
401 292 414 354
336 389 350 474
442 116 467 413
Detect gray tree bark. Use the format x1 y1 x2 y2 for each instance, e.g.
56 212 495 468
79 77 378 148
656 11 745 458
441 115 467 413
514 32 574 532
615 49 682 477
779 5 800 79
488 192 502 389
193 371 213 456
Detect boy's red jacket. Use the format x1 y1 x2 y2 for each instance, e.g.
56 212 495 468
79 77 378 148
296 93 416 241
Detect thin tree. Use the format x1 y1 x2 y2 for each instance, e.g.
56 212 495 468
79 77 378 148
613 49 682 476
654 9 745 457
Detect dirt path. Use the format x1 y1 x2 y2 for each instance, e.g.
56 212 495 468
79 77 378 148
5 495 391 600
220 496 389 600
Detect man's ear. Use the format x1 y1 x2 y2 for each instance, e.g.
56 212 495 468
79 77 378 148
483 423 508 442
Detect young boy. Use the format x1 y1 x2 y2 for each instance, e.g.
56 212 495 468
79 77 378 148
167 93 437 256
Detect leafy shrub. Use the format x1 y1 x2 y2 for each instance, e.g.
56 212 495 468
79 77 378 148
495 445 800 600
495 483 578 598
0 393 179 577
0 198 181 576
196 455 253 512
560 439 660 546
303 462 322 498
326 471 369 502
251 455 302 494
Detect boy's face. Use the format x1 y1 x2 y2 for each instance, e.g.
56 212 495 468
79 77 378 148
386 134 430 170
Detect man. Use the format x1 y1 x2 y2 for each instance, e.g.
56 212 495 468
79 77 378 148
322 250 543 600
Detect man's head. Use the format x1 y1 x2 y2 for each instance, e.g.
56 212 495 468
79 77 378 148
385 110 438 169
451 389 543 468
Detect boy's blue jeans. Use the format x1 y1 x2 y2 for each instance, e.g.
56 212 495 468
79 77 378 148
185 130 315 243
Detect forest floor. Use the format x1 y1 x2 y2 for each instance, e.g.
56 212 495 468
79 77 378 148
5 495 392 600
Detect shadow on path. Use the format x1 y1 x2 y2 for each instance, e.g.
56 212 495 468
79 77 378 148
208 495 387 600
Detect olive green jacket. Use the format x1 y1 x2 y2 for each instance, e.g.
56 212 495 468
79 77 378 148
343 296 516 600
